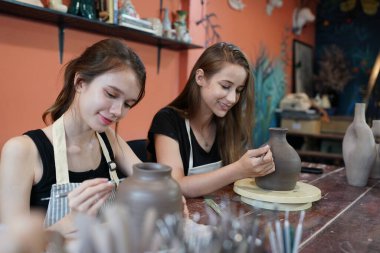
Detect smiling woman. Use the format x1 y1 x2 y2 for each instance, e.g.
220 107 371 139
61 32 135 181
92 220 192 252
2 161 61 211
0 38 146 235
147 42 275 198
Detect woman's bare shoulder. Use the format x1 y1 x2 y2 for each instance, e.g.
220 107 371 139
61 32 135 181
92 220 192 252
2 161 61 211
1 135 38 163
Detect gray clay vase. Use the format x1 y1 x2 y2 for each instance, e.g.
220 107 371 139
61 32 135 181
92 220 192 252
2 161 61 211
255 128 301 191
342 103 376 187
369 120 380 179
116 162 182 252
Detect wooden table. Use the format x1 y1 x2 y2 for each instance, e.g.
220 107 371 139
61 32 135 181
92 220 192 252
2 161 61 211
186 163 380 253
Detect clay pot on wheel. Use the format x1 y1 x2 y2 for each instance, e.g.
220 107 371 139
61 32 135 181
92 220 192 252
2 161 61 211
255 128 301 191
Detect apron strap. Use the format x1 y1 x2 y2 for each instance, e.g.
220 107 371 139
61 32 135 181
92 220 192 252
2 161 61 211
185 118 194 170
52 115 120 186
52 116 70 184
96 132 120 187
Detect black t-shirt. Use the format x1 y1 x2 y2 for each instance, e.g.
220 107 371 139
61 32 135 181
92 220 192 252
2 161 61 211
25 129 126 211
147 107 220 175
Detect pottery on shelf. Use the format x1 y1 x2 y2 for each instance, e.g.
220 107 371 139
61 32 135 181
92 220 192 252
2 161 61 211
255 127 301 191
116 162 182 252
369 120 380 179
342 103 376 187
162 8 172 38
68 0 96 20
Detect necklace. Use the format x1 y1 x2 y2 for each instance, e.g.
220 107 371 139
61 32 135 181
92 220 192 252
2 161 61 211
190 119 215 150
199 126 214 149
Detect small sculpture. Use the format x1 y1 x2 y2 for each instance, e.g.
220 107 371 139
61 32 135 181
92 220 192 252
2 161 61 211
119 0 140 18
292 7 315 35
174 10 190 42
228 0 246 11
49 0 68 13
15 0 43 7
266 0 283 15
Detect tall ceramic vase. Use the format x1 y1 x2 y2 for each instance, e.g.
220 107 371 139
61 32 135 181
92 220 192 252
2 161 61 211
255 128 301 191
116 162 182 252
342 103 376 187
369 120 380 179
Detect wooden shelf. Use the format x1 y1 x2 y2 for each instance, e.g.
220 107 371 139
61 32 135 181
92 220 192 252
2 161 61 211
287 131 344 140
286 131 344 165
0 0 203 50
296 150 343 160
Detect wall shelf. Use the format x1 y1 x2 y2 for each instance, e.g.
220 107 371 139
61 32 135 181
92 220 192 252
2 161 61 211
0 0 202 69
287 131 345 166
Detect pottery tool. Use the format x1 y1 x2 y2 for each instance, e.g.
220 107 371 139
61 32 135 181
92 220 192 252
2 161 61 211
40 178 126 201
284 211 291 253
267 221 279 253
274 209 285 253
292 210 305 253
204 197 223 216
301 166 323 174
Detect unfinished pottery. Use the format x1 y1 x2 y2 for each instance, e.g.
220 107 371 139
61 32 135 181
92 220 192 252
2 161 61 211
116 162 182 252
255 128 301 191
370 120 380 179
342 103 376 186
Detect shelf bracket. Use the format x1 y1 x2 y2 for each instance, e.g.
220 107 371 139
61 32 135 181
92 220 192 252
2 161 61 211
157 45 162 74
58 23 65 64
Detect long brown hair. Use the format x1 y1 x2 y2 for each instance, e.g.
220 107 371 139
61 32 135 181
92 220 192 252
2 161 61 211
169 42 254 165
42 38 146 128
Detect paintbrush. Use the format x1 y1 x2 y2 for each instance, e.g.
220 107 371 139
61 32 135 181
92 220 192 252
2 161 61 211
40 178 126 201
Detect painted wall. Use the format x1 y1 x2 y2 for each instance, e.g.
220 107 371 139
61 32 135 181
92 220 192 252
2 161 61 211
315 0 380 116
0 0 315 148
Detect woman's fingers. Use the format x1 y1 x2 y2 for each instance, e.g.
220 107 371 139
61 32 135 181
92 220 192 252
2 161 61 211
69 178 109 197
258 162 275 176
246 145 270 159
71 189 112 214
68 179 114 214
86 192 112 216
69 180 113 204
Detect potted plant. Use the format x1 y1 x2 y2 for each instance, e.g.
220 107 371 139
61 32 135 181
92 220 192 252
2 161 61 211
314 44 352 109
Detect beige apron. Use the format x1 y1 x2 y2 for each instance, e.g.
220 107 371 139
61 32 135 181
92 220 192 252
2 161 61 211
185 119 222 175
44 115 119 227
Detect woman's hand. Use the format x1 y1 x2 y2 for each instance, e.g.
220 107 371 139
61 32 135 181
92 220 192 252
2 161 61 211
68 178 114 216
238 145 275 178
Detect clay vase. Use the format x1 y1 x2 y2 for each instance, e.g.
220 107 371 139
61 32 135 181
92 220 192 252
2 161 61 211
369 120 380 179
116 162 182 252
255 128 301 191
342 103 376 187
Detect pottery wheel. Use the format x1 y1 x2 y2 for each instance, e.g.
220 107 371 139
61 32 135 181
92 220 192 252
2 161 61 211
233 178 321 210
240 197 312 211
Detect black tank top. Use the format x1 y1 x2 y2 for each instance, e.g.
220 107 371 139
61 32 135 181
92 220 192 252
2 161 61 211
25 129 126 211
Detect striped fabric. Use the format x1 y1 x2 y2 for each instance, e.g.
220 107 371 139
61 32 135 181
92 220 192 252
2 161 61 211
44 182 80 227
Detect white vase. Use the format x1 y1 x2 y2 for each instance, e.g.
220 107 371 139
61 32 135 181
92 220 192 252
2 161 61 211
162 8 172 38
369 120 380 179
342 103 377 187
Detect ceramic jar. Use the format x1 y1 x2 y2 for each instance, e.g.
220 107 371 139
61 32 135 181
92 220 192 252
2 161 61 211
369 120 380 179
342 103 376 186
68 0 96 20
255 128 301 191
115 162 182 252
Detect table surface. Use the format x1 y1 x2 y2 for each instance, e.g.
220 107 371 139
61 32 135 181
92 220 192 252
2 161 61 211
186 163 380 253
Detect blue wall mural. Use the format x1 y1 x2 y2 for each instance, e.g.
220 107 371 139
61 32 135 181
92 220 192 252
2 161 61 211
253 48 286 147
315 0 380 116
